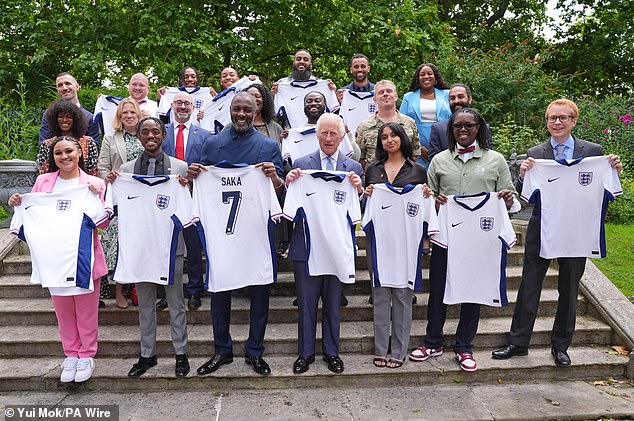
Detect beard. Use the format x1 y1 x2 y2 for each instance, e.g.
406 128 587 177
232 116 255 134
291 65 313 81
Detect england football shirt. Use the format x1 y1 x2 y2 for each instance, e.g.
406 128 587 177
157 86 214 125
93 95 158 136
361 183 438 290
339 90 375 137
199 76 262 133
192 164 282 292
281 125 354 165
105 174 194 285
521 156 622 259
10 185 108 293
432 192 516 307
283 170 361 283
274 79 340 127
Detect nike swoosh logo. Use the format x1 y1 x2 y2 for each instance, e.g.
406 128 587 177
452 222 463 227
290 96 299 101
547 178 560 182
218 105 224 111
127 195 140 200
348 107 357 111
381 205 392 210
306 192 316 197
294 140 302 143
25 205 35 210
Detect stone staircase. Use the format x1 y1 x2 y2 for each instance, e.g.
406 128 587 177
0 220 631 392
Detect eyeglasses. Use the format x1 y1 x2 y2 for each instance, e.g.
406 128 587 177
453 123 478 130
174 100 192 107
546 115 574 123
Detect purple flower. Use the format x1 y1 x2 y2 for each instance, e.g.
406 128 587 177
618 114 632 125
603 128 611 134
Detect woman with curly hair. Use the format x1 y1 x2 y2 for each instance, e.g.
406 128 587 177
399 63 451 167
37 99 99 176
244 83 283 141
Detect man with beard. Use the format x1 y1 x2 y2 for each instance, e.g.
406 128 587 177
338 54 375 98
337 54 376 138
187 92 284 376
428 84 493 160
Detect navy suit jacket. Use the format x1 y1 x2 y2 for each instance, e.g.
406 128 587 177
39 107 100 145
162 123 210 165
428 118 493 160
289 150 364 262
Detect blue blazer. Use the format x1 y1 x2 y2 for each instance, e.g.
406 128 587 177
399 88 451 150
288 150 364 262
162 123 210 165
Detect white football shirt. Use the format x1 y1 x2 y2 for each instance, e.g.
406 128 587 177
432 192 517 307
361 183 439 290
10 185 108 292
281 125 354 165
105 174 194 285
157 86 214 125
521 156 622 259
193 164 282 292
339 90 375 137
283 170 361 283
274 80 340 128
93 95 158 136
199 76 262 133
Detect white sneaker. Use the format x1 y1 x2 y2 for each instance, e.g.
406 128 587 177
60 357 78 382
74 357 95 382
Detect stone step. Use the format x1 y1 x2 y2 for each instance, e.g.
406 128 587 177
0 266 561 299
0 346 626 392
0 288 588 326
0 316 612 358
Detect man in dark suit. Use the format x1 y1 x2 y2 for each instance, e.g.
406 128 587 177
116 117 190 378
492 99 623 366
285 113 364 374
39 72 100 144
187 92 285 376
428 84 492 160
161 92 211 310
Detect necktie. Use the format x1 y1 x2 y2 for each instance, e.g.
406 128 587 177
457 146 476 154
147 158 156 176
326 156 335 171
555 143 565 160
176 124 185 161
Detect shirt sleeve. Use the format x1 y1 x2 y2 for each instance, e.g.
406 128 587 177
104 181 116 216
347 180 362 224
520 160 540 202
282 175 303 221
9 197 26 238
602 157 623 198
423 195 439 237
360 191 374 229
497 198 517 249
172 177 195 228
82 186 108 227
340 134 354 158
268 175 283 221
430 199 448 249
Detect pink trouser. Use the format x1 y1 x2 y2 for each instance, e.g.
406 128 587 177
51 283 100 358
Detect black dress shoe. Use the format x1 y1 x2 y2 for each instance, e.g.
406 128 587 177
188 295 201 310
293 355 315 374
323 355 344 373
197 354 233 375
175 354 190 377
292 297 298 307
491 344 529 360
412 295 417 305
551 348 571 367
156 297 168 310
340 293 348 307
245 355 271 375
128 355 157 377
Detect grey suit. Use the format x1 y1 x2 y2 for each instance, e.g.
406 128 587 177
510 137 603 351
120 153 189 358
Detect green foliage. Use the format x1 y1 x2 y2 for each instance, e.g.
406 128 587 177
437 42 567 130
606 178 634 224
0 74 40 161
592 223 634 298
491 115 542 158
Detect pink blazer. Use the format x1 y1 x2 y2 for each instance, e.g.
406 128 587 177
31 170 109 280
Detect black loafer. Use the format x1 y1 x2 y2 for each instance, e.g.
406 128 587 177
128 355 157 377
197 354 233 375
491 344 529 360
245 355 271 375
188 295 201 310
156 297 168 310
175 354 190 377
292 297 298 307
551 348 571 367
293 355 315 374
340 293 348 307
323 355 344 373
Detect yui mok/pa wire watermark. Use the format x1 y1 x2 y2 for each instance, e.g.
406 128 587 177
4 405 118 421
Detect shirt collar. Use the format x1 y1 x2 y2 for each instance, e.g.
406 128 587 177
550 135 574 151
175 120 191 130
319 149 337 163
452 140 481 159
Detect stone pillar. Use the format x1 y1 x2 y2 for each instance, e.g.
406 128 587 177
0 160 37 227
